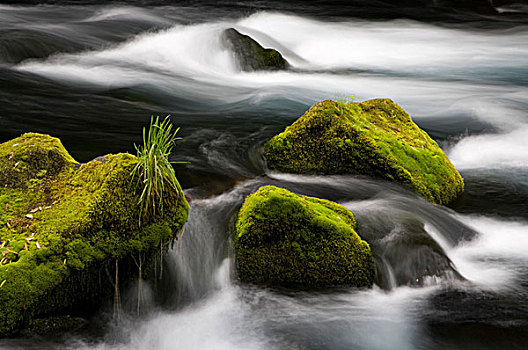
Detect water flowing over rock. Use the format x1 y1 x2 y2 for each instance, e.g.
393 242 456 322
233 186 374 288
366 216 463 288
0 133 189 336
264 99 464 205
221 28 289 71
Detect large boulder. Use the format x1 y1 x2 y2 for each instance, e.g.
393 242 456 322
234 186 374 288
0 133 189 336
264 99 464 205
221 28 289 71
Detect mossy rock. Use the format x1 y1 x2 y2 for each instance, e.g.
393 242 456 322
222 28 289 71
234 186 374 288
264 99 464 205
0 133 189 336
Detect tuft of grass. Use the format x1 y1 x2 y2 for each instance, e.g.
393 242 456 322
334 94 356 104
132 116 184 225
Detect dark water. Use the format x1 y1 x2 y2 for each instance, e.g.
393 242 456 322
0 1 528 349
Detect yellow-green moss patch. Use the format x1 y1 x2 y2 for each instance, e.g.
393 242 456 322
0 132 76 189
234 186 373 288
0 133 189 336
264 99 464 205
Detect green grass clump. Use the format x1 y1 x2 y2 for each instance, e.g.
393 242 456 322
132 116 184 225
264 99 464 205
234 186 374 288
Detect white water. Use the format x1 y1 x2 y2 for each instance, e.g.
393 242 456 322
63 181 528 350
19 11 528 80
450 216 528 289
238 13 527 73
450 125 528 169
16 10 528 172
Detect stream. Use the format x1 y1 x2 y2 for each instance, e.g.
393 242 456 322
0 1 527 349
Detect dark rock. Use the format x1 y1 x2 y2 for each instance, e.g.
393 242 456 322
222 28 289 71
370 216 462 288
26 315 87 336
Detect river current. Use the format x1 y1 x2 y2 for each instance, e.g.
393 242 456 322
0 1 527 349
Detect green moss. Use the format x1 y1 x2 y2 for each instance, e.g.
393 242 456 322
264 99 464 205
0 133 189 336
0 133 77 189
234 186 373 288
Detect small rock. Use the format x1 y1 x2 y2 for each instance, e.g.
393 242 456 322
26 214 33 219
221 28 289 71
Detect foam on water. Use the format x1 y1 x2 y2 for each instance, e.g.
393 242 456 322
113 263 268 350
449 126 528 169
16 11 528 120
449 215 528 289
18 23 236 84
238 12 528 73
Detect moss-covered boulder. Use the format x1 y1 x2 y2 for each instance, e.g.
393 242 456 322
0 133 189 336
234 186 374 288
222 28 289 71
264 99 464 205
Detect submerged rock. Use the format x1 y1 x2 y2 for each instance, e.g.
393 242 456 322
234 186 374 288
0 133 189 336
365 215 463 289
264 99 464 205
221 28 289 71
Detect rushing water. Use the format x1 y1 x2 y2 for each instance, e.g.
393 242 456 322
1 1 528 349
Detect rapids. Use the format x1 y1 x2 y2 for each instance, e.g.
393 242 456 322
0 2 527 349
